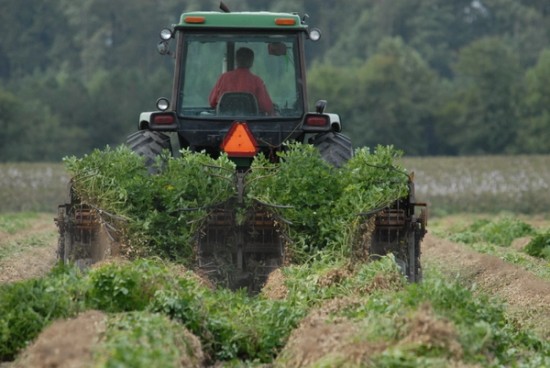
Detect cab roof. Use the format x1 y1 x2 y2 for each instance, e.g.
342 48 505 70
177 11 308 31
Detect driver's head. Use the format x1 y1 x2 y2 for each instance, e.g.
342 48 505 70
236 47 254 69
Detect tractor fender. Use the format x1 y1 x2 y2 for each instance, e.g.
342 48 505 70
138 112 154 130
326 113 342 132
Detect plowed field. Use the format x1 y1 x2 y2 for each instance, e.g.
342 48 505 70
1 213 549 367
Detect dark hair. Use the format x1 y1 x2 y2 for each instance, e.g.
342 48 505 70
236 47 254 68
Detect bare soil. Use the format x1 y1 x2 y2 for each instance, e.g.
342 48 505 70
0 214 58 283
422 233 550 339
12 311 107 368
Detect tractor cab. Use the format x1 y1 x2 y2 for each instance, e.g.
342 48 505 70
141 10 336 161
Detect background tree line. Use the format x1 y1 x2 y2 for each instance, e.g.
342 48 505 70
1 0 550 161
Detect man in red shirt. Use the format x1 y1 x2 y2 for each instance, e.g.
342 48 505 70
209 47 274 115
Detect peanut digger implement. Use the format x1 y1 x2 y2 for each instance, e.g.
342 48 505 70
56 3 427 290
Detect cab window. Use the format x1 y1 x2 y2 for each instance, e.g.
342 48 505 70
179 33 304 118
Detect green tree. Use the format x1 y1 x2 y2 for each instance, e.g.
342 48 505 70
356 38 439 155
0 88 19 157
310 38 439 155
307 62 356 114
516 48 550 153
85 67 172 148
325 0 478 76
436 37 523 154
483 0 549 68
0 0 75 79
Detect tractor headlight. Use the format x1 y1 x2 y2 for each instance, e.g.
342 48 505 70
308 28 321 41
160 28 173 40
156 97 170 111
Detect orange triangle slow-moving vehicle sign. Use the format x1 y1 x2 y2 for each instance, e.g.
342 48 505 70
220 122 259 157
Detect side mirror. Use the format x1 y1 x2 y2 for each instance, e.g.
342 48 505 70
157 28 173 55
157 41 170 55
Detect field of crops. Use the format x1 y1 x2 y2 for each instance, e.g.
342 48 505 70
0 163 69 213
401 155 550 215
1 154 550 367
1 213 549 367
2 154 550 215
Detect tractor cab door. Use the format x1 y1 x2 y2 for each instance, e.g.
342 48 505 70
177 32 306 120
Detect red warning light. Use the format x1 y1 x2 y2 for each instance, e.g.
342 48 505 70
220 122 259 157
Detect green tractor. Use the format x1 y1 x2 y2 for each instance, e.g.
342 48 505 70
56 3 427 289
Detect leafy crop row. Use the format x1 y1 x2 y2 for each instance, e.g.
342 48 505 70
447 216 535 247
440 215 550 263
431 215 550 282
525 231 550 260
94 311 203 367
2 258 549 366
63 144 408 263
248 144 409 259
64 146 236 261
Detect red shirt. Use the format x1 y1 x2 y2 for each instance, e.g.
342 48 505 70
209 68 274 114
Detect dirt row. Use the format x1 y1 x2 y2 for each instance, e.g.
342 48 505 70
2 217 550 366
0 214 58 284
422 233 550 339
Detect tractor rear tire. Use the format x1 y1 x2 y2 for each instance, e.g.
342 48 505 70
312 132 353 167
126 130 172 173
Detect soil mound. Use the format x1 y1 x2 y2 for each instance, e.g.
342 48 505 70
423 233 550 339
510 236 532 251
14 310 107 368
399 302 462 358
261 268 287 300
275 296 383 367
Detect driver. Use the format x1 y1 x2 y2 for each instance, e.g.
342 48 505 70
209 47 274 115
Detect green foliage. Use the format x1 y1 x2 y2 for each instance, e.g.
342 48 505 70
329 272 550 366
94 312 202 368
518 49 550 153
150 281 306 362
2 1 550 160
310 38 440 155
524 230 550 260
2 257 550 366
248 144 408 259
328 146 408 253
248 143 338 254
357 38 439 155
65 143 407 262
86 260 177 312
0 89 19 156
0 212 39 235
449 216 534 246
418 275 550 366
0 264 84 361
436 37 523 155
65 146 235 261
